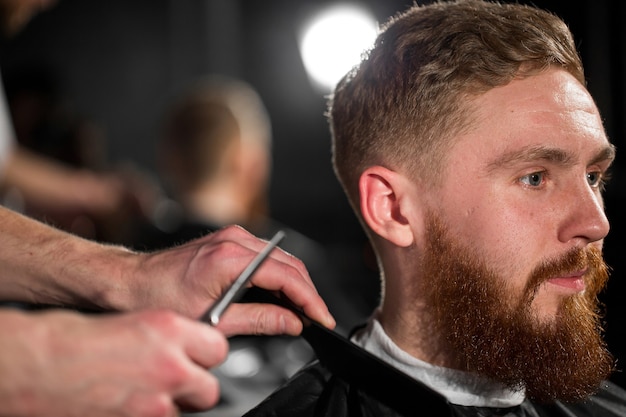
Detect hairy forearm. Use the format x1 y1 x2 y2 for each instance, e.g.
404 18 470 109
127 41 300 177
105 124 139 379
0 205 137 310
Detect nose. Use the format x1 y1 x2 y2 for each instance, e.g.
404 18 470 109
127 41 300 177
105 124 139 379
557 182 610 245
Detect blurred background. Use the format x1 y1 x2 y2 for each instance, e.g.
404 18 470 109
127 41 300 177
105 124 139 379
0 0 624 414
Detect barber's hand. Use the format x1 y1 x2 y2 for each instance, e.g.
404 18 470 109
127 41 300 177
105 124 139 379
131 225 336 336
1 309 227 417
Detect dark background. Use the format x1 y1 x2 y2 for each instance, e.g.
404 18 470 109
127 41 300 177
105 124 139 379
1 0 625 387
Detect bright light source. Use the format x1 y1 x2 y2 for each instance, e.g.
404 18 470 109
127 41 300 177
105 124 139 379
299 4 377 92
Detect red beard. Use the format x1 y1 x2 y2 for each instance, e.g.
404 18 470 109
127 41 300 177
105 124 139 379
421 213 614 403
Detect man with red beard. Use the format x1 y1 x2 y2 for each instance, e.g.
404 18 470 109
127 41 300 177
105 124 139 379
244 0 626 416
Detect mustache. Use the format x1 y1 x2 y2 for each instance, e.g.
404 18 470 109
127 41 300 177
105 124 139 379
525 246 609 299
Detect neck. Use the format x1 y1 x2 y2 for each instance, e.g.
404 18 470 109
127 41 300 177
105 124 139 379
379 299 445 363
353 317 526 407
377 249 463 370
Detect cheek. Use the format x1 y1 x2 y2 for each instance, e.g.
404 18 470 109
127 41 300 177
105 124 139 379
444 197 544 292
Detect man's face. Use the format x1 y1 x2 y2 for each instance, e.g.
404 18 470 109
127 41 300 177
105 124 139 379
417 69 615 401
430 69 613 322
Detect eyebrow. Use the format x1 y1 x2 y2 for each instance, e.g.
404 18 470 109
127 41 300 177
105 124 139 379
486 144 616 172
590 144 616 166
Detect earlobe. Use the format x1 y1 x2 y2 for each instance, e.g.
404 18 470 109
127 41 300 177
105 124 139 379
359 166 415 247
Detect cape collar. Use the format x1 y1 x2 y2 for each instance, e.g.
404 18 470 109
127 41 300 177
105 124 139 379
351 315 526 408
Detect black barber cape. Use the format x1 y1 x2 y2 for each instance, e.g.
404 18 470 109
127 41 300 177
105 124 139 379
243 361 626 417
242 312 626 417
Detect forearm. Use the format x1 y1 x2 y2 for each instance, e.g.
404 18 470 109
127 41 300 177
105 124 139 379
0 205 137 310
0 215 336 334
2 147 123 214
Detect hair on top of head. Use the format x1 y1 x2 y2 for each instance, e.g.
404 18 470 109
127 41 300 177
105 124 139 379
328 0 584 212
162 76 272 189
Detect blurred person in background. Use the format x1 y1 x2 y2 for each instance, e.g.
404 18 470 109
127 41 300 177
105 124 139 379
144 76 276 244
134 76 359 415
147 75 363 330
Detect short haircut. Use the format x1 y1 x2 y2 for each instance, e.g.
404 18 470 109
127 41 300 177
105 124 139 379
162 77 271 189
328 0 584 211
162 92 240 188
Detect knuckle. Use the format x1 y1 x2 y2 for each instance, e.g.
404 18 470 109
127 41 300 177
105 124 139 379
152 350 191 391
211 239 242 259
289 257 308 277
274 261 303 288
143 310 181 332
251 309 284 335
222 223 246 235
251 310 269 335
214 224 248 241
167 363 191 390
198 236 244 264
131 310 186 344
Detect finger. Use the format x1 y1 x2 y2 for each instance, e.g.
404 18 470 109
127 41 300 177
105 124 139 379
268 246 316 288
165 320 224 411
249 260 336 330
194 227 331 319
216 302 304 337
123 391 180 417
188 226 313 299
192 225 335 328
204 225 316 289
181 320 229 369
173 367 222 412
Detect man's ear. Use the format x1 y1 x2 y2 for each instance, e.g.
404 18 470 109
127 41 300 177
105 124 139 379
359 166 416 247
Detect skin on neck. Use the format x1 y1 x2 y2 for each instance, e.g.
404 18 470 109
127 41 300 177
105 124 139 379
377 241 459 368
169 138 268 228
183 179 252 226
357 164 457 367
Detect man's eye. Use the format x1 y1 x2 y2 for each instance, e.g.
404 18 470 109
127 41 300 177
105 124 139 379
587 171 603 188
520 172 544 187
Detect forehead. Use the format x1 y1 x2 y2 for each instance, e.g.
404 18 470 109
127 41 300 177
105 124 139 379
450 69 611 167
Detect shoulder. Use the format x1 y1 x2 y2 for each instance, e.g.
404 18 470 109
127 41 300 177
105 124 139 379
535 381 626 417
242 360 411 417
576 381 626 415
242 361 341 417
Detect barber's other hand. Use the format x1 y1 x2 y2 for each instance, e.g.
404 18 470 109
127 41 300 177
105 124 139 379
0 309 227 417
129 225 336 337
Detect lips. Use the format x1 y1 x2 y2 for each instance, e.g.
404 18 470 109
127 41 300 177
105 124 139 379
547 269 587 292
